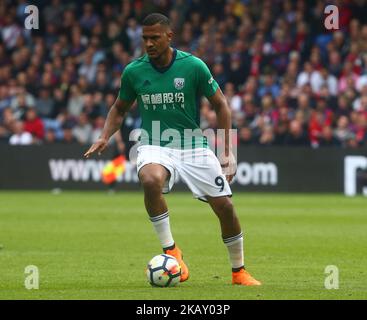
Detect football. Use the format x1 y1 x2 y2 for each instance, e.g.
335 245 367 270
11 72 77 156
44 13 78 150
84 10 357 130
146 254 181 287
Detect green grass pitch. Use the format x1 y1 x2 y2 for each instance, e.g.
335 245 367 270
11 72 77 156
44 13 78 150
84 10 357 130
0 191 366 300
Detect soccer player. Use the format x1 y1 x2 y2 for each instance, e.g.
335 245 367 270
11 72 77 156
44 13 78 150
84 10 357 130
84 13 261 286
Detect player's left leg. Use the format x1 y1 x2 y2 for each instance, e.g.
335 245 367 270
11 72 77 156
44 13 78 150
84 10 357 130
206 195 261 286
177 147 260 285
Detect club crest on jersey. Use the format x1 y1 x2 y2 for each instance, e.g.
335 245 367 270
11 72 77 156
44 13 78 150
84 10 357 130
174 78 185 90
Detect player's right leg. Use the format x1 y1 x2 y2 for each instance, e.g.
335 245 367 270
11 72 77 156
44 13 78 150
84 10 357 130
138 163 169 215
138 163 189 282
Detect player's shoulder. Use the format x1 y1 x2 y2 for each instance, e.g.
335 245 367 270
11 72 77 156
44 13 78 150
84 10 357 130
175 49 193 61
176 50 209 69
176 49 204 64
122 54 150 75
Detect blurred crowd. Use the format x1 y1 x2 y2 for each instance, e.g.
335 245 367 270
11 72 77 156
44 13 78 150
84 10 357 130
1 0 367 149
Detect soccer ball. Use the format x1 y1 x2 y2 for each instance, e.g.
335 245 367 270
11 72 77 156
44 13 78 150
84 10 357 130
146 254 181 287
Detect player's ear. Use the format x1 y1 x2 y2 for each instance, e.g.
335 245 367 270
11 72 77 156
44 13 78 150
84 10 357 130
166 29 173 42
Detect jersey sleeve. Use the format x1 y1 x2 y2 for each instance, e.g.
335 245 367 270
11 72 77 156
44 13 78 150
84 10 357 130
118 67 137 101
196 59 219 98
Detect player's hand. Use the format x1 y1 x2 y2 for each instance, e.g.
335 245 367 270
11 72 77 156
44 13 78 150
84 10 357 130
219 152 237 183
84 138 108 158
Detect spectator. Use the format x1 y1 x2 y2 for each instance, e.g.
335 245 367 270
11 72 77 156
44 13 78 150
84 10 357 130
274 106 291 145
227 56 246 88
35 88 55 119
126 18 142 57
52 88 67 118
78 51 97 84
1 15 22 51
44 128 58 144
23 108 44 141
0 85 11 111
0 107 14 141
43 0 64 27
296 93 312 126
297 62 322 94
213 63 228 90
102 21 130 53
338 61 359 94
242 94 258 125
258 73 280 98
73 112 92 145
67 85 84 118
91 116 106 143
10 89 36 118
327 50 343 78
334 116 355 147
283 119 310 146
336 95 352 118
80 3 100 32
351 112 367 146
61 124 77 144
319 126 341 147
9 121 33 145
224 82 242 115
353 94 367 112
314 68 338 96
258 125 275 146
239 127 255 146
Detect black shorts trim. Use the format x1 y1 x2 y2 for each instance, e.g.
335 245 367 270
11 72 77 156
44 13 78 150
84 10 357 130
197 194 233 203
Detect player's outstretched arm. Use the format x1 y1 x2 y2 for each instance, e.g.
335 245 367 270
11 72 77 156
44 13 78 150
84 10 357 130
207 88 237 182
84 98 134 158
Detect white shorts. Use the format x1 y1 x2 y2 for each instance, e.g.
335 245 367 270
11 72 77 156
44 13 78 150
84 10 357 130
136 145 232 201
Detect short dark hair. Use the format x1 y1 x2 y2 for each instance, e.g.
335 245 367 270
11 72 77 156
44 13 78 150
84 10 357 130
142 13 170 27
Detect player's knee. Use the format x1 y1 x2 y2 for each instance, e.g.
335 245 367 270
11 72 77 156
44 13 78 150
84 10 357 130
139 173 164 192
215 197 235 216
222 200 235 216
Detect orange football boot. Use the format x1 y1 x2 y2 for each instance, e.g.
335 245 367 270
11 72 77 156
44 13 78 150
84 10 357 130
232 269 261 286
164 246 189 282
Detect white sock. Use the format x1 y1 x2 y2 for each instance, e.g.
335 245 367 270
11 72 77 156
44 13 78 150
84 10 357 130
223 232 244 270
149 211 175 249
